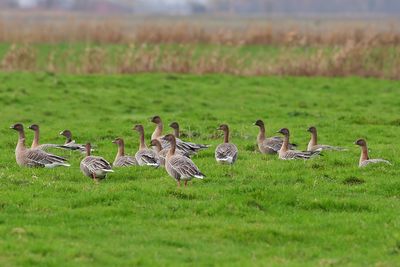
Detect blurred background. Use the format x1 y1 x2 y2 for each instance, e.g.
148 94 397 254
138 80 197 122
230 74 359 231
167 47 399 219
2 0 400 15
0 0 399 78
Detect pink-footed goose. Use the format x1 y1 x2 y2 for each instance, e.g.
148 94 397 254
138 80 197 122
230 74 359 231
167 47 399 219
162 134 205 187
277 128 320 160
215 124 238 164
150 139 187 167
28 124 63 151
112 138 138 167
151 116 209 156
59 129 87 153
80 143 114 180
133 124 160 167
307 126 346 152
254 120 296 154
355 139 391 167
10 123 70 168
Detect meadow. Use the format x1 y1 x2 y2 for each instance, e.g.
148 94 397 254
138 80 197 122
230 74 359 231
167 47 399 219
0 72 399 266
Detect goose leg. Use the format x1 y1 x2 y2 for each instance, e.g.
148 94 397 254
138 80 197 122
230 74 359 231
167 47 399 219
184 180 188 187
177 180 181 188
92 173 99 184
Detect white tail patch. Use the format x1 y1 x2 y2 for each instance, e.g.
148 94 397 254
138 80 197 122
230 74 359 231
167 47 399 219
194 175 204 179
45 163 70 168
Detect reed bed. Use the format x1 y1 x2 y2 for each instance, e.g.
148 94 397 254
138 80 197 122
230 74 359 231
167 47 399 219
1 18 400 46
1 42 399 79
0 14 399 78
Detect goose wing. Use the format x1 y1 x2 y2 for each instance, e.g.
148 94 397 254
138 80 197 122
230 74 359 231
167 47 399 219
135 149 160 166
360 158 391 167
167 156 205 179
215 143 238 163
159 137 208 156
82 156 112 172
264 136 296 152
25 149 69 168
35 143 64 151
114 156 137 167
281 149 320 160
312 144 347 152
60 140 87 152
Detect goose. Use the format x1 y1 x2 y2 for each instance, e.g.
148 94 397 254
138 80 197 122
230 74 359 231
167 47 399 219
133 124 160 167
162 134 205 187
150 139 187 167
215 124 238 164
151 116 208 156
80 143 114 180
277 128 320 160
355 139 391 167
10 123 70 168
28 124 62 151
112 137 138 167
169 122 180 138
307 126 346 152
59 129 87 153
254 119 296 154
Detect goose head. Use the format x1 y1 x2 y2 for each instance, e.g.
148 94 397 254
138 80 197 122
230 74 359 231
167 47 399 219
28 124 39 131
133 124 144 132
254 119 264 127
277 128 290 136
217 124 229 132
151 116 162 124
10 123 24 132
169 122 179 129
150 139 162 149
112 137 124 146
354 138 367 147
162 134 175 144
60 129 72 138
307 126 317 133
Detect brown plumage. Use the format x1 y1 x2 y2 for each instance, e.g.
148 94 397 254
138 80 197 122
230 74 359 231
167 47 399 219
59 129 87 153
112 138 137 167
151 115 209 156
28 124 62 151
169 122 180 138
254 119 296 154
80 143 113 180
215 124 238 164
162 134 205 187
150 139 186 167
10 123 70 168
277 128 320 160
355 138 391 167
307 126 346 152
133 124 160 167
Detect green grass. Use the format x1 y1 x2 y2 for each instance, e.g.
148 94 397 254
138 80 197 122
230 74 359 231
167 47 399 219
0 72 399 266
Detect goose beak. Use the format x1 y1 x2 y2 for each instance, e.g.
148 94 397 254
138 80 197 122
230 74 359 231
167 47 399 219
9 126 14 129
59 131 63 135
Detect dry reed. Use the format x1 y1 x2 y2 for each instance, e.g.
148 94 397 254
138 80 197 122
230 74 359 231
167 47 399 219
1 43 399 79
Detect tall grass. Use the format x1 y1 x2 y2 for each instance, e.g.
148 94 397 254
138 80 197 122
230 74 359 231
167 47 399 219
1 42 399 79
1 18 400 46
0 14 400 78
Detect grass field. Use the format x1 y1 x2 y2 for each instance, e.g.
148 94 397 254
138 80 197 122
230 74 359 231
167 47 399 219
0 72 399 266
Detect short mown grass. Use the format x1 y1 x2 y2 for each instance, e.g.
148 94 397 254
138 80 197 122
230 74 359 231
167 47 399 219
0 73 399 266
